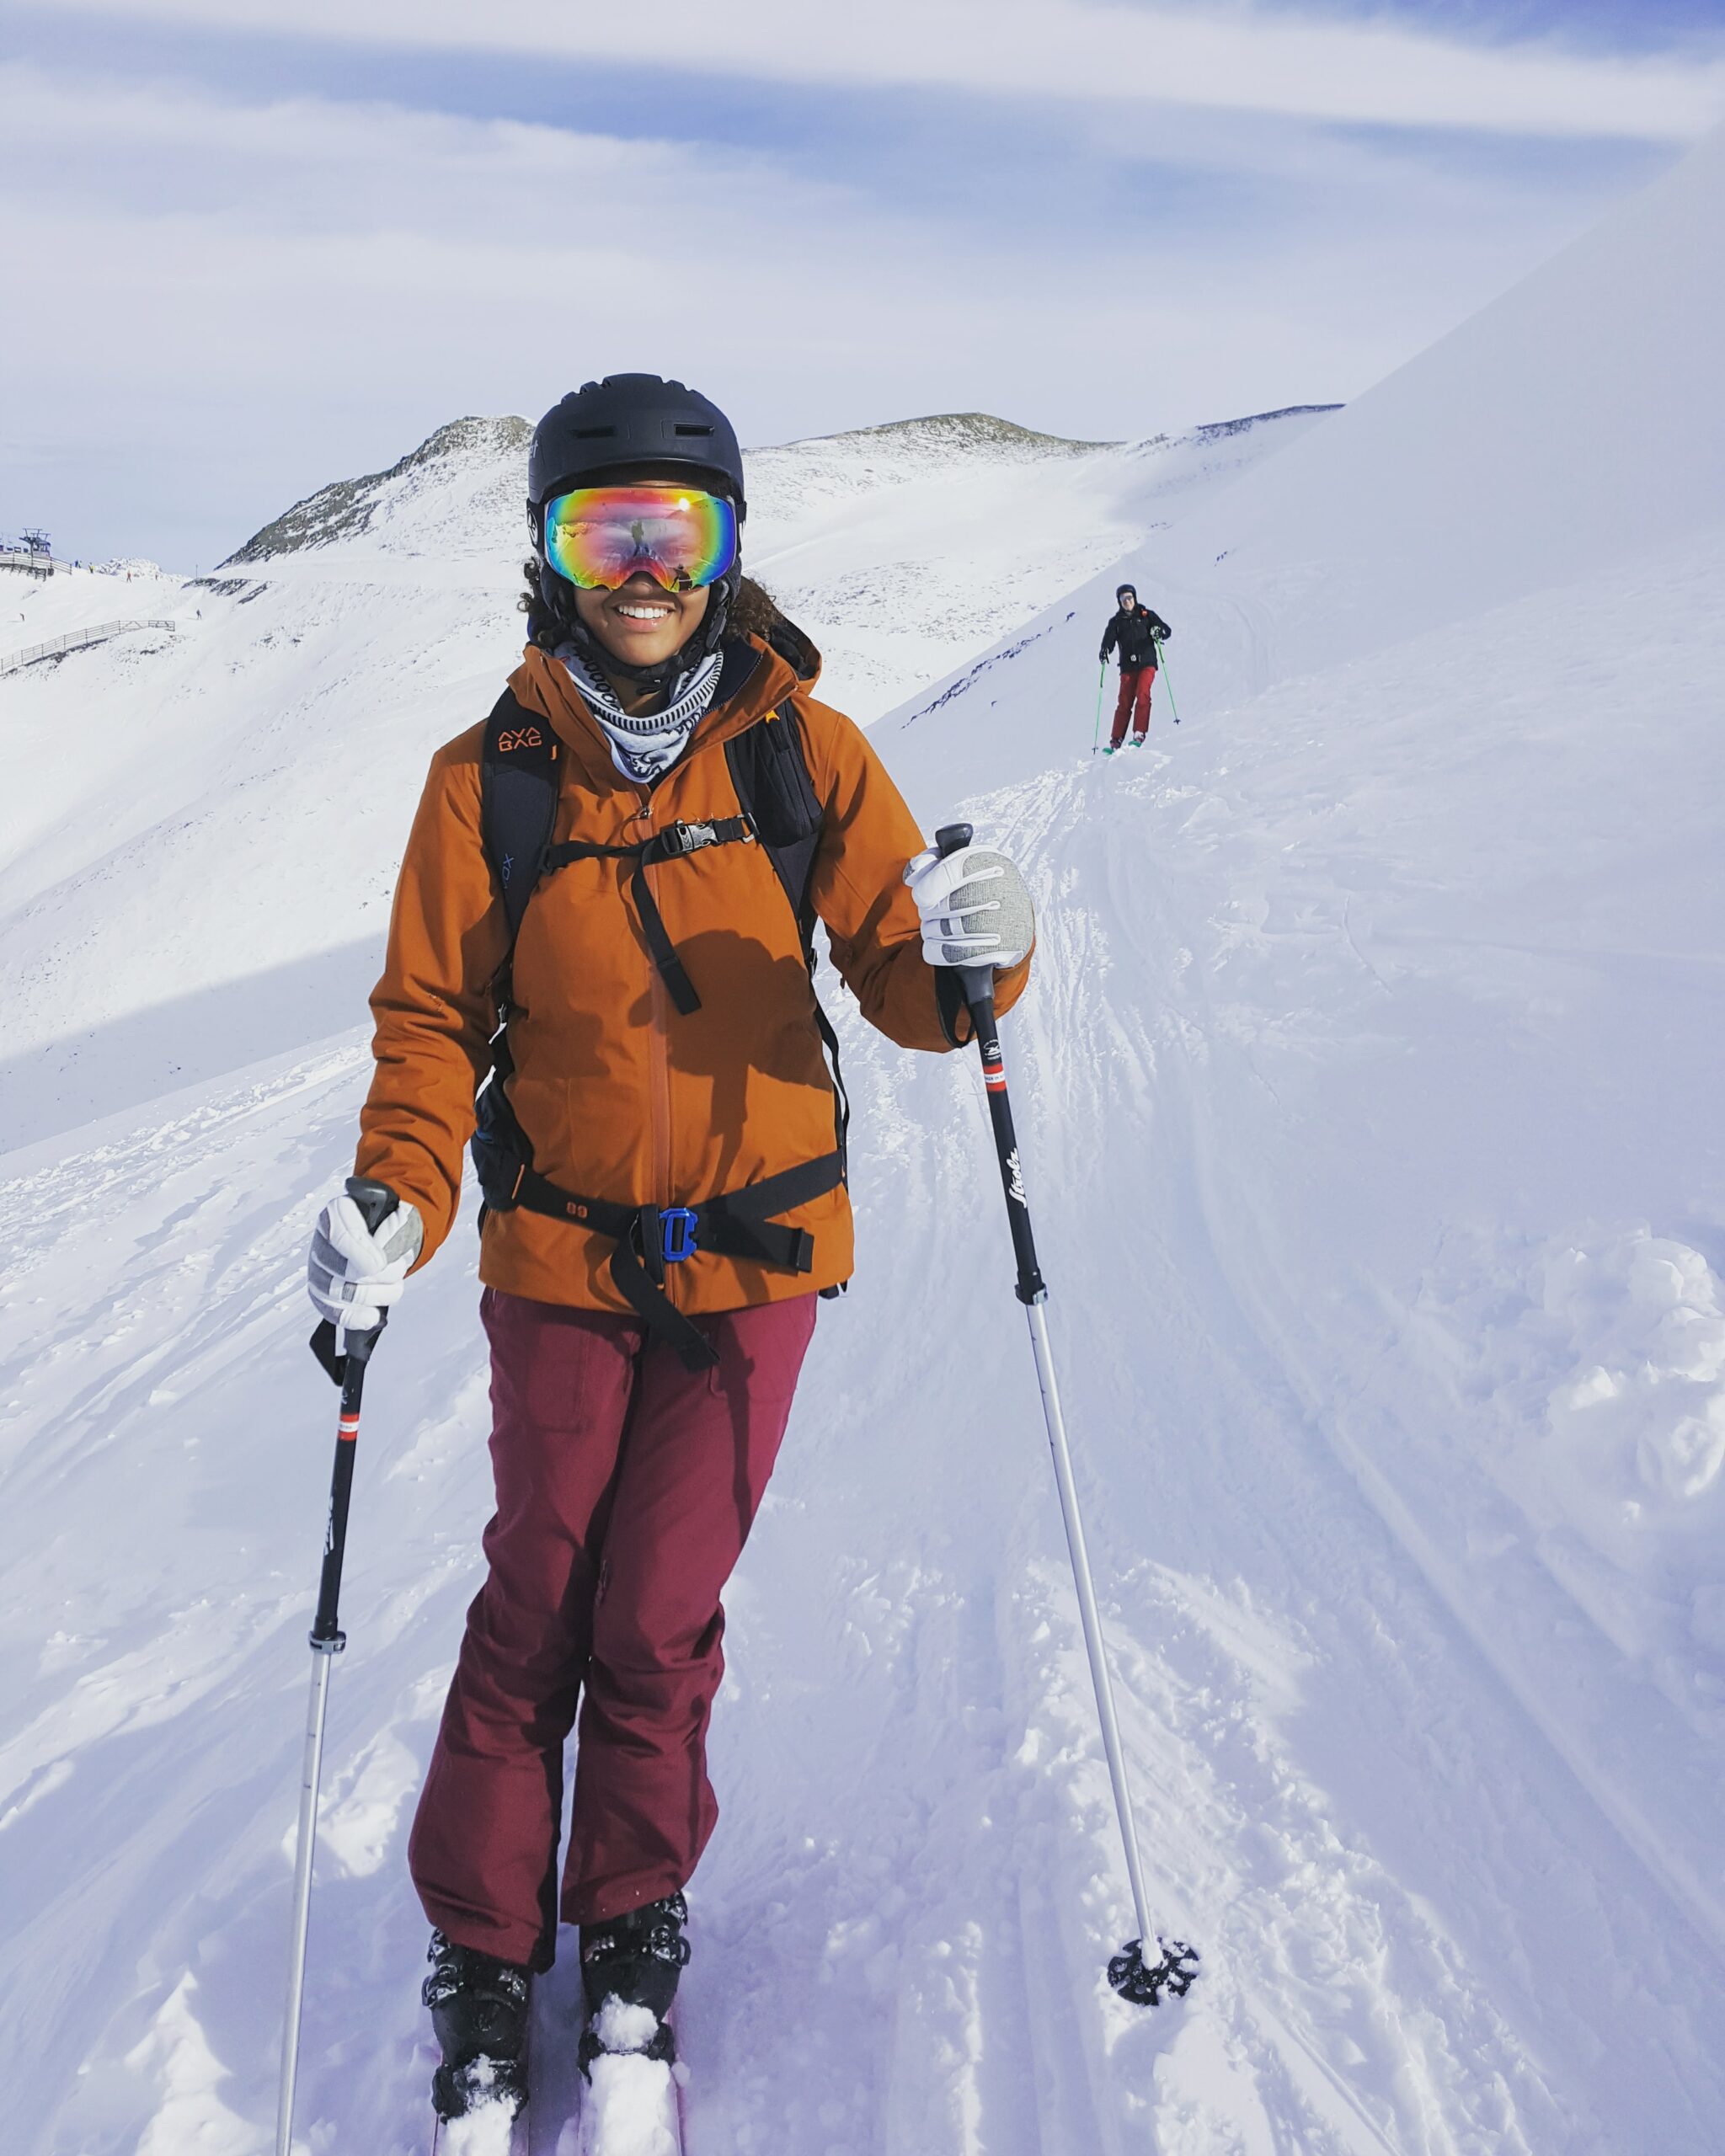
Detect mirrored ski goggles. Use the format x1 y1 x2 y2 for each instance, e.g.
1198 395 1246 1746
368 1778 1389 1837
542 483 739 592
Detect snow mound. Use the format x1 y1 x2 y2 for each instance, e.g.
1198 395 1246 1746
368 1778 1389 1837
1157 123 1725 681
1422 1224 1725 1739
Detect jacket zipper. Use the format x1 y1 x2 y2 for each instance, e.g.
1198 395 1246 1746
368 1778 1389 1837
647 926 674 1216
638 700 774 1269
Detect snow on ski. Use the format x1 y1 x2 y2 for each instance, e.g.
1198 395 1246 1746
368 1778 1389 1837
430 2089 530 2156
565 2055 683 2156
563 2003 685 2156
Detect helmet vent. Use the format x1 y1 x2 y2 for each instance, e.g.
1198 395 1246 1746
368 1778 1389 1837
674 424 714 437
572 425 617 440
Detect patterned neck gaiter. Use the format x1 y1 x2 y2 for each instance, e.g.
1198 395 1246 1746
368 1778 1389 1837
555 643 724 785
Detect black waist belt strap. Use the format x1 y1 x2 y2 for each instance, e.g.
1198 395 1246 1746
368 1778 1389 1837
498 1146 843 1372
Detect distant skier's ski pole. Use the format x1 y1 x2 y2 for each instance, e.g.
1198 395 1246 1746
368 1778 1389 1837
276 1178 396 2156
1090 660 1106 755
932 825 1199 2011
1156 634 1181 726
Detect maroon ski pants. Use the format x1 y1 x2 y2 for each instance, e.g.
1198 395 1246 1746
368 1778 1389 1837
408 1287 817 1967
1110 664 1156 745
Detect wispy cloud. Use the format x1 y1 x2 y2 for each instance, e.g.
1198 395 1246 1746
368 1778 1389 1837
1 1 1713 563
14 0 1725 138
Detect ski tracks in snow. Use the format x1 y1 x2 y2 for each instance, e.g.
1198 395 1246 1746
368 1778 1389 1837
1024 733 1725 2151
951 761 1570 2154
656 760 1562 2154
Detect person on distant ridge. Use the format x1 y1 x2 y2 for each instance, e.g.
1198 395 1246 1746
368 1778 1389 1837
299 374 1036 2127
1098 584 1172 751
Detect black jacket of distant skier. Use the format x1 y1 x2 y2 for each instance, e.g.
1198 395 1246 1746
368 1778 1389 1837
1100 604 1171 670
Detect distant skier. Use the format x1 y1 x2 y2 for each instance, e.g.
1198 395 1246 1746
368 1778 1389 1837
302 376 1035 2132
1098 584 1172 751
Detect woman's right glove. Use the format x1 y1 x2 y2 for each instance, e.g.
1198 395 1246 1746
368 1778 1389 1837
307 1186 424 1333
904 840 1035 971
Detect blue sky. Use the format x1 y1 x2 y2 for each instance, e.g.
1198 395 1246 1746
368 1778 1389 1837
3 0 1721 566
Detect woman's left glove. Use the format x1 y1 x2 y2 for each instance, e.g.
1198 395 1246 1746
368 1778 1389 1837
904 840 1035 970
307 1187 424 1332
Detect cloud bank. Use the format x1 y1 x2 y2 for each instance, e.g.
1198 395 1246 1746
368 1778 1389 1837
3 1 1720 563
16 0 1725 139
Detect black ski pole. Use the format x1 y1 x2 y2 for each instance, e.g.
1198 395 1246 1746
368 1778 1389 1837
276 1177 396 2156
934 824 1199 2009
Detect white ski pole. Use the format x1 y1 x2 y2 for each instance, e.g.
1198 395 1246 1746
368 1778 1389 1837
933 824 1199 2008
276 1179 395 2154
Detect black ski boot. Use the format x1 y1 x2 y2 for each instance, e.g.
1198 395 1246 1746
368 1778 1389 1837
422 1930 531 2121
577 1892 690 2075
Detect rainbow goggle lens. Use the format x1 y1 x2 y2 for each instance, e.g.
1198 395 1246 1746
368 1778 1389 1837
542 483 739 593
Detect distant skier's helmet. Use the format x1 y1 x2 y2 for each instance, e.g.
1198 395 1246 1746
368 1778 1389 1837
1116 583 1136 602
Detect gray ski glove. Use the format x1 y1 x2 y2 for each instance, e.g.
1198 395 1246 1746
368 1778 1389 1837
904 841 1035 970
307 1187 424 1334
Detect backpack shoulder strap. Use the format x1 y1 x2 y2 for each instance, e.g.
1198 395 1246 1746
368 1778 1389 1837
725 701 850 1177
479 687 561 944
724 701 823 942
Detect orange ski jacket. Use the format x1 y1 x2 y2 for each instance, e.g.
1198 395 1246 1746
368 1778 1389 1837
355 635 1031 1315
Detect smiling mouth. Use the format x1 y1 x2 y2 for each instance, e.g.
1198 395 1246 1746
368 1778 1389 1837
613 600 675 622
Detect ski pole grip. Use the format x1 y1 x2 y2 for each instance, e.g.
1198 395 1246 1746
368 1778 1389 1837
339 1179 396 1372
344 1177 398 1234
308 1180 399 1385
932 824 1000 1017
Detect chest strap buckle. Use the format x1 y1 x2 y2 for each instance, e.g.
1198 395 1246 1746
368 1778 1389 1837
660 816 753 858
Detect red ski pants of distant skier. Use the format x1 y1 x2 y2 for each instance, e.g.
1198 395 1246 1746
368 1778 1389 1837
408 1287 817 1967
1110 664 1156 745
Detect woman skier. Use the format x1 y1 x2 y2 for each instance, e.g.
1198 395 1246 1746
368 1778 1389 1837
303 374 1036 2122
1098 582 1172 750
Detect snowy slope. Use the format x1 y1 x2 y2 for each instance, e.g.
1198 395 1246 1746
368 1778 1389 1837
0 403 1321 1151
6 136 1725 2156
8 545 1725 2153
744 409 1334 716
1134 124 1725 691
0 556 183 646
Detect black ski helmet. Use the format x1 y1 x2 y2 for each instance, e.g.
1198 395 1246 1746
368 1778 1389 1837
527 374 748 685
1116 582 1136 604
